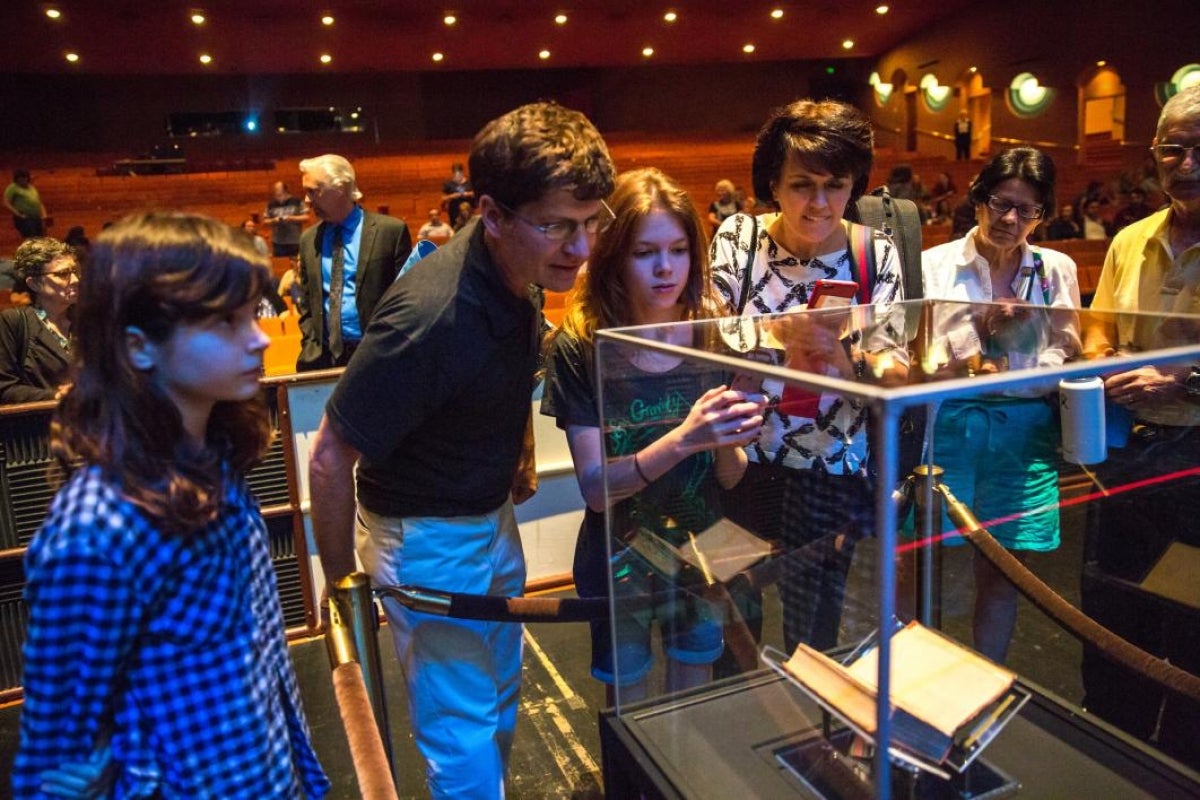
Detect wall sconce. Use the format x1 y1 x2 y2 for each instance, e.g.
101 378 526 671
920 74 952 112
1156 63 1200 105
1008 72 1053 117
870 71 894 106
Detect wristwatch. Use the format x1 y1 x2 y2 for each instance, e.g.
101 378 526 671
1184 367 1200 398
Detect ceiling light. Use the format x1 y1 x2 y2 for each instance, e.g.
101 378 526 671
642 46 654 57
199 53 212 64
538 49 551 60
842 39 855 50
321 15 334 26
664 11 678 23
1096 60 1107 67
444 14 457 26
969 66 978 73
190 11 206 25
876 4 889 13
432 52 444 62
555 13 568 25
742 43 756 54
320 53 332 64
770 8 784 20
45 8 62 20
64 52 79 63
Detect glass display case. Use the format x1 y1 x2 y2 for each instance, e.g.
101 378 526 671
594 299 1200 799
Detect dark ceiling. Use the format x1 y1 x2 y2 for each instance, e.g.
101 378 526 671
4 1 973 75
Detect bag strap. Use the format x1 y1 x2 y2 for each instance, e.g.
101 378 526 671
736 214 759 315
20 307 32 369
876 186 923 301
844 221 876 304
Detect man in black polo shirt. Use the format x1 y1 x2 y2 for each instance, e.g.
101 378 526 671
308 102 614 799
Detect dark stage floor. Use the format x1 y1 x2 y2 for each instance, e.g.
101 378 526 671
0 505 1092 798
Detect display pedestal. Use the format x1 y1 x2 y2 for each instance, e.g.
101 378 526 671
600 670 1200 799
775 728 1017 800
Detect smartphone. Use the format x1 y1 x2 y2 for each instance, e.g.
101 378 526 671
807 279 859 309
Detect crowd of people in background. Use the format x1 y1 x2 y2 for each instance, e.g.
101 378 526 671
2 84 1199 793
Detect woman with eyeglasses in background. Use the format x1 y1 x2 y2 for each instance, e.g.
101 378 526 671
918 147 1081 663
0 237 79 403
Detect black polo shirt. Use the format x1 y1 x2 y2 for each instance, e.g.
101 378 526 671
326 220 540 518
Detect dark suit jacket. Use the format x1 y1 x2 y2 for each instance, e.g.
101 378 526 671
295 209 412 371
0 305 71 404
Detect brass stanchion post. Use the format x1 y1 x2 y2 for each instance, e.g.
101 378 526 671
331 573 394 775
912 464 944 628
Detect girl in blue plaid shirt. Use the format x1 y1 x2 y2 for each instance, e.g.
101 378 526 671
14 212 329 798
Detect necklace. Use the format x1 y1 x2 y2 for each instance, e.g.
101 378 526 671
33 307 71 352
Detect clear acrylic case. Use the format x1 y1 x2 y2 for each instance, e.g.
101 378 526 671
595 299 1200 799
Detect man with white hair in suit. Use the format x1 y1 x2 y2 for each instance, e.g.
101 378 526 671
295 153 412 371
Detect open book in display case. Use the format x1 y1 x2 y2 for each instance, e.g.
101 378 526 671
594 299 1200 799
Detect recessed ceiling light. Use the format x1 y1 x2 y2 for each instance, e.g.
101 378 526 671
770 8 784 20
1096 60 1107 67
876 4 889 13
664 11 678 23
538 49 551 60
199 53 212 64
642 46 654 57
554 13 568 25
45 8 62 20
320 53 332 64
969 66 978 73
742 43 756 54
432 52 444 62
842 39 855 50
444 14 457 26
64 52 79 63
321 15 334 26
190 12 206 25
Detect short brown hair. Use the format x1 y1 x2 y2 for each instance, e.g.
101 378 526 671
12 237 76 296
752 99 875 209
469 102 615 209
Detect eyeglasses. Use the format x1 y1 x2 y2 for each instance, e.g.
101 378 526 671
37 266 81 280
986 195 1044 221
1151 144 1200 163
497 200 615 242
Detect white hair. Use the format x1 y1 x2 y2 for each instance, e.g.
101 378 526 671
299 154 362 201
1157 85 1200 139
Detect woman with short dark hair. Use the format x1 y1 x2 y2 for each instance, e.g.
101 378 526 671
0 237 78 403
920 146 1081 662
710 98 909 659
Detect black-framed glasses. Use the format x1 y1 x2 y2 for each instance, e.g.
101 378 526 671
986 195 1044 221
37 266 81 280
497 200 615 242
1151 143 1200 163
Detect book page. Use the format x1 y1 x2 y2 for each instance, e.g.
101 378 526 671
848 623 1015 737
783 644 879 735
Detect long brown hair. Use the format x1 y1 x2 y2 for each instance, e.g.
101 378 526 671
52 211 273 535
561 168 715 343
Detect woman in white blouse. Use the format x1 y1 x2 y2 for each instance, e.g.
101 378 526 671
921 147 1081 662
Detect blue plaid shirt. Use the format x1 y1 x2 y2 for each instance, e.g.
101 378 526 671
14 466 329 799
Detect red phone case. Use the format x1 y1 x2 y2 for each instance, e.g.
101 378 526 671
808 279 858 309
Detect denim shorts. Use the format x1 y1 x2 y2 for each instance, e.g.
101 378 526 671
590 547 724 686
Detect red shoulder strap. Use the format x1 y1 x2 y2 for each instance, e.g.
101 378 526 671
846 222 875 304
